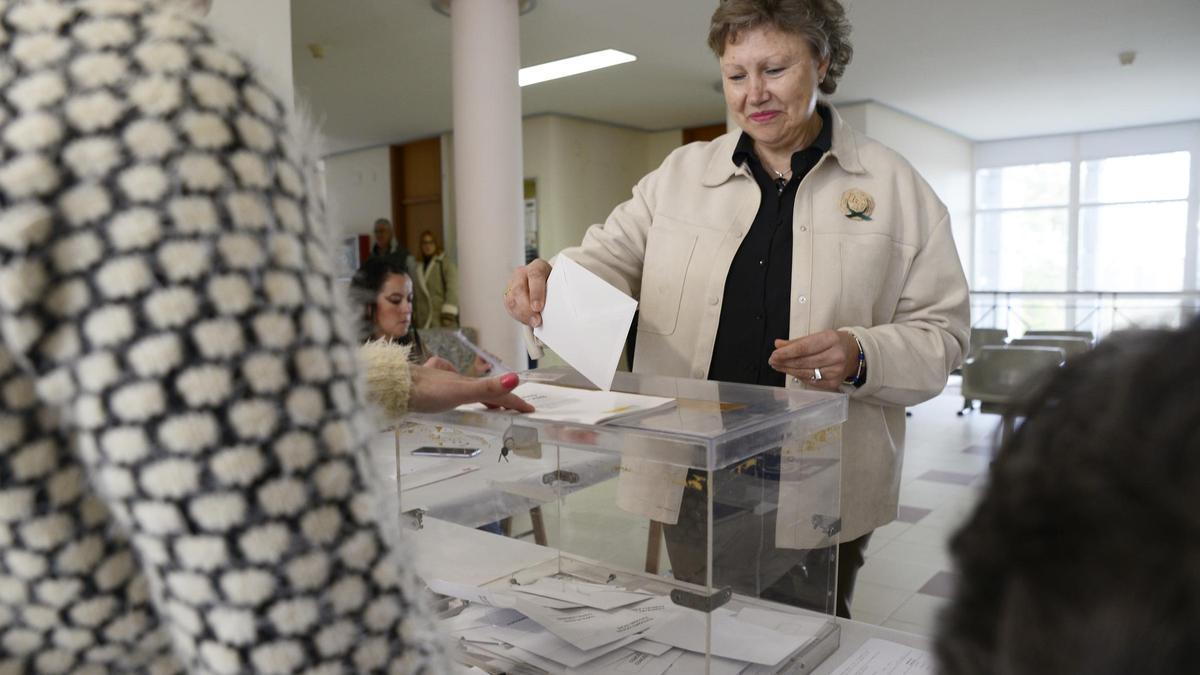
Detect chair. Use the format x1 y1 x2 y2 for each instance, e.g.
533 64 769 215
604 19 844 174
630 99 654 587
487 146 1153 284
962 345 1065 441
1024 329 1095 344
1010 336 1091 360
957 328 1009 414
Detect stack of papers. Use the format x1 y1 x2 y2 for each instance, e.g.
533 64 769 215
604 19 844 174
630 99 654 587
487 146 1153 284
462 382 676 426
430 576 823 674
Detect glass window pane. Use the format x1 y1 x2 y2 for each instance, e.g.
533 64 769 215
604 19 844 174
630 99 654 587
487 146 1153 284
976 162 1070 209
1080 151 1191 204
973 208 1069 291
1077 202 1188 291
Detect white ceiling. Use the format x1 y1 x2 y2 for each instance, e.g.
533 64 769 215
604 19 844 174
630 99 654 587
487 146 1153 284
292 0 1200 155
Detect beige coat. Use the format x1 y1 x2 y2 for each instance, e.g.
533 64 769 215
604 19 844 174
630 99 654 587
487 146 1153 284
560 103 970 540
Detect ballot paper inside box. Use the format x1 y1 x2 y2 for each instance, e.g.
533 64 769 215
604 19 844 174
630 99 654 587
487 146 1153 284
401 366 848 673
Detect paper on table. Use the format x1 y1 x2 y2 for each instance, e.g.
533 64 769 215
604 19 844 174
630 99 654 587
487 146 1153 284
442 605 524 634
512 577 654 611
644 606 805 666
534 254 638 391
503 382 676 425
662 651 747 675
826 638 934 675
627 640 673 657
516 595 672 652
569 647 684 675
430 577 583 610
491 618 643 669
735 606 826 642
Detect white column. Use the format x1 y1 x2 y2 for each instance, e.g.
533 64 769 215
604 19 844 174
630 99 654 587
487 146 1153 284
450 0 527 368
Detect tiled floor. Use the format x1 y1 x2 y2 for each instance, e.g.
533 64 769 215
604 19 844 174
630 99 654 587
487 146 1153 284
849 376 999 636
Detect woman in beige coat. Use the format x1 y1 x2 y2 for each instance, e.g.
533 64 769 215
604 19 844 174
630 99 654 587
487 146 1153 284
414 230 460 329
504 0 969 618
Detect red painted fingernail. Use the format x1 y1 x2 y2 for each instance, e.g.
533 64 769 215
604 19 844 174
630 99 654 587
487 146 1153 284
500 373 519 389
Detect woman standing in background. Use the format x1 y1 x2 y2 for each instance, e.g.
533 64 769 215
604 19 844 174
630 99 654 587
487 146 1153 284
414 230 460 329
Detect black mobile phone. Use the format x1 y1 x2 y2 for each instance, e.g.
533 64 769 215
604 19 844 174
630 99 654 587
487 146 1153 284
411 446 482 458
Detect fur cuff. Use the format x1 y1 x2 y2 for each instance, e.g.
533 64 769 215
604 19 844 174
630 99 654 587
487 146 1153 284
440 303 458 316
360 340 413 420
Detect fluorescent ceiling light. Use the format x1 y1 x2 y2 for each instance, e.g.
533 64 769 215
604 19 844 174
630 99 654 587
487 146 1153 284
519 49 636 87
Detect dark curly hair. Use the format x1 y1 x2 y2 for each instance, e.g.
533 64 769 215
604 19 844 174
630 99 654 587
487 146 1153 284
708 0 853 95
936 318 1200 675
350 254 413 342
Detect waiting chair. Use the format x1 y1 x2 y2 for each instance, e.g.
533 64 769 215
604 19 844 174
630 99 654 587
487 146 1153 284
1024 329 1095 344
957 327 1010 414
962 345 1065 441
1010 336 1091 360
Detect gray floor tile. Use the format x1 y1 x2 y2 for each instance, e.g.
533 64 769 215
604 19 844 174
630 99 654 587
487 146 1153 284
916 469 978 486
917 570 960 599
896 505 932 524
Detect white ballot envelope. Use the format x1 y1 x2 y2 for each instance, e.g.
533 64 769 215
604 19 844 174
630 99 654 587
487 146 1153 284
534 255 638 391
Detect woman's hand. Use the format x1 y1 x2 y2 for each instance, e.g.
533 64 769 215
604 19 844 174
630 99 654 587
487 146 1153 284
408 369 534 414
768 330 861 392
503 259 552 327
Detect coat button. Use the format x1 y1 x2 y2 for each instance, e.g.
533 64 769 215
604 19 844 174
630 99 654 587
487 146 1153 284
709 296 720 306
797 295 808 304
800 225 808 232
734 230 744 238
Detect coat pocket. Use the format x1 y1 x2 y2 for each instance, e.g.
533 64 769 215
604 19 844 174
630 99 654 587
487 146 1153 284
836 236 914 327
639 226 697 336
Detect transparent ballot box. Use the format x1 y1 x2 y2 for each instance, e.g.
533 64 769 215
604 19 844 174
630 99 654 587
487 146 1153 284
395 368 847 674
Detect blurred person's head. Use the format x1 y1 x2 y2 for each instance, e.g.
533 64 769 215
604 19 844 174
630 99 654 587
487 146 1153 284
352 255 413 341
936 319 1200 675
373 218 394 251
419 230 440 261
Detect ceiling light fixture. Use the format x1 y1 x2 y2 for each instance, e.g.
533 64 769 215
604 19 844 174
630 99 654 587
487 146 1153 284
519 49 637 87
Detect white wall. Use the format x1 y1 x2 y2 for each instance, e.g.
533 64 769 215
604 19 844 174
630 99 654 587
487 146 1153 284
206 0 293 107
323 146 392 238
846 102 973 279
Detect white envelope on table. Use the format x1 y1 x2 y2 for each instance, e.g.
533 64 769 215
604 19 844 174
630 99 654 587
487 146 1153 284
534 255 638 391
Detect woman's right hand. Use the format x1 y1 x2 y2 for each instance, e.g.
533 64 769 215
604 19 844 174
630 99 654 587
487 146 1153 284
503 259 552 327
408 369 534 414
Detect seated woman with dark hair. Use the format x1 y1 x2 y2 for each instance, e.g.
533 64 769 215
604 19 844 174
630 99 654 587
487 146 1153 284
936 318 1200 675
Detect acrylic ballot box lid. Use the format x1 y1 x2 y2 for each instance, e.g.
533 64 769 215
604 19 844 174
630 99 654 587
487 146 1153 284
408 367 848 472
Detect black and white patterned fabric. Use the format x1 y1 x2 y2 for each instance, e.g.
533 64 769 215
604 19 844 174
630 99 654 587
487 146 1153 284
0 1 447 672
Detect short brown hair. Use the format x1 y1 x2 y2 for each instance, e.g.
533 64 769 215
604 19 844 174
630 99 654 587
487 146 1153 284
708 0 853 95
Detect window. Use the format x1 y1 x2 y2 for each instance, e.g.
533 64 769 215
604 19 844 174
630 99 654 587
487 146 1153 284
972 138 1197 335
1077 152 1191 291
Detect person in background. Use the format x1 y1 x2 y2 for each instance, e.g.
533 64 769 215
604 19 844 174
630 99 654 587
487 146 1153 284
503 0 969 618
413 230 460 329
0 1 527 672
370 217 415 273
936 319 1200 675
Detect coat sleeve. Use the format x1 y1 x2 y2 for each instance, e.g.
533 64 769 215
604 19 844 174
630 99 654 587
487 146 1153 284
360 340 414 420
842 211 971 407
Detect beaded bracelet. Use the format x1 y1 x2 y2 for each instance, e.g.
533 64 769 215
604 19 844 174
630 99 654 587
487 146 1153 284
846 333 867 387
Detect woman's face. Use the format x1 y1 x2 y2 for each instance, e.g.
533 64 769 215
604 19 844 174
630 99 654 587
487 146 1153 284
420 234 436 257
720 26 829 154
373 272 413 339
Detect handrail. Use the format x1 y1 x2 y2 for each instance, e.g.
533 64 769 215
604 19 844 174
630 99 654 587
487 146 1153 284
968 290 1200 338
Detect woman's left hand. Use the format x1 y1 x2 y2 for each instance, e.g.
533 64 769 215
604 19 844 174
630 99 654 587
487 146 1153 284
768 330 860 392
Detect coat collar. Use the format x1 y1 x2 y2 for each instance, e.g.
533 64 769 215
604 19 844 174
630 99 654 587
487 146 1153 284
701 102 865 187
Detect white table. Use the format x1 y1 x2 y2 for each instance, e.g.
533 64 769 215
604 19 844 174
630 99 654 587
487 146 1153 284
409 517 931 674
